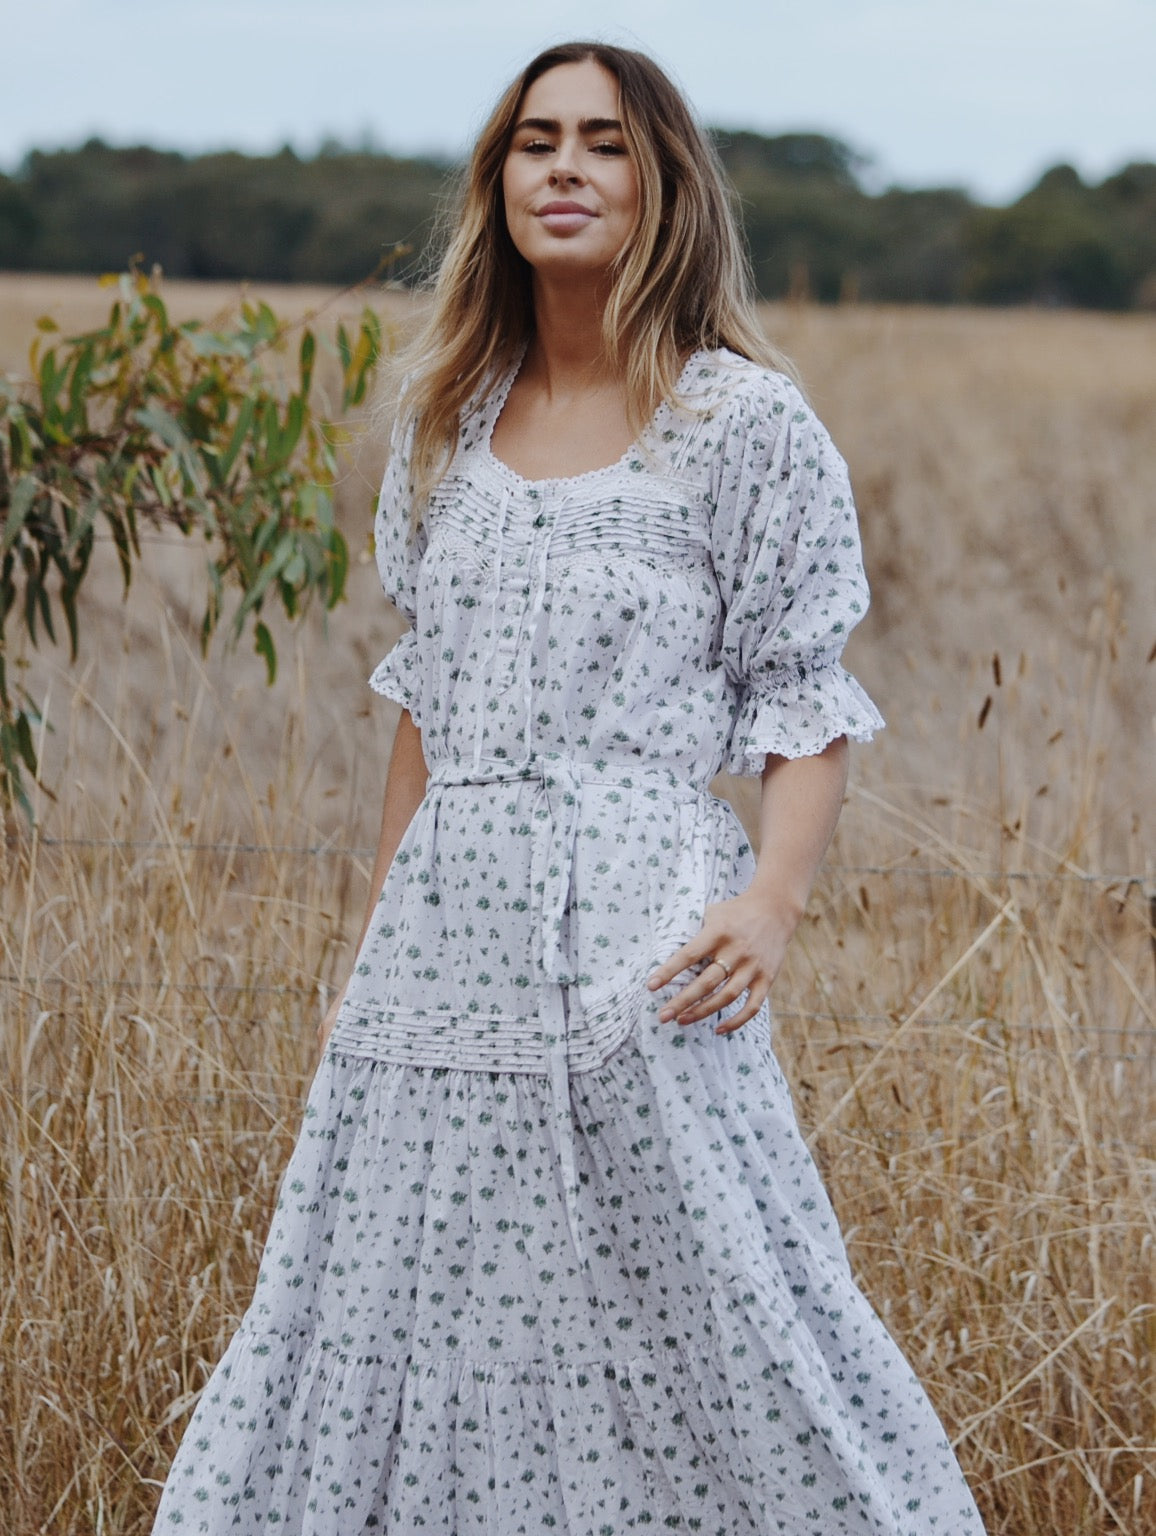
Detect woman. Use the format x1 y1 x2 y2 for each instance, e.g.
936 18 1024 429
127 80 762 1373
154 42 986 1536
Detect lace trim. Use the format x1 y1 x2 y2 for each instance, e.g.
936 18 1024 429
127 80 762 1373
724 663 884 775
369 630 422 722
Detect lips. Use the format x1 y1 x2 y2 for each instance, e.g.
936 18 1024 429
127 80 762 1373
536 201 597 233
537 201 595 216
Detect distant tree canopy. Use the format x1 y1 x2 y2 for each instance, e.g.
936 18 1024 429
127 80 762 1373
1 133 1155 309
962 161 1156 308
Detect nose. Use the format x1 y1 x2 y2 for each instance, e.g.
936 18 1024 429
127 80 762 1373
549 137 584 187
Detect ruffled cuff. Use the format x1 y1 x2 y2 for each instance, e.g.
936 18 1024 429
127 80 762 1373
724 661 884 776
368 629 423 725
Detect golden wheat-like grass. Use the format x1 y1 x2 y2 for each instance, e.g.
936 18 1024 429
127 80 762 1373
1 285 1154 1533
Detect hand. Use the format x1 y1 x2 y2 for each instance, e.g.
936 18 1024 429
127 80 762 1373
646 888 801 1034
316 983 348 1058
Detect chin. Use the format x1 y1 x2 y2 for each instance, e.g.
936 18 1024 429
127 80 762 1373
521 243 622 280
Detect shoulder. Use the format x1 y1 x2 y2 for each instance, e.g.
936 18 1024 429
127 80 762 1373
670 349 837 490
670 348 825 472
391 356 516 465
456 361 513 449
680 347 809 424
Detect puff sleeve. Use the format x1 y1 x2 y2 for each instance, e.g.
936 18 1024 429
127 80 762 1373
368 415 428 723
710 372 884 775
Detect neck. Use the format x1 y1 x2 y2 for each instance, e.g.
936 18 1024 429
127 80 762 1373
525 271 618 394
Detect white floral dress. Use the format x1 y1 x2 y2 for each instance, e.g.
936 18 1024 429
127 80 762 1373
154 351 985 1535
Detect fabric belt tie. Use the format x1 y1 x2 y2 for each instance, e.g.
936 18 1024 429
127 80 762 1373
425 752 706 1277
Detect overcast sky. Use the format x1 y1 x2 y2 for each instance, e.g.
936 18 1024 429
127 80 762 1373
3 0 1153 201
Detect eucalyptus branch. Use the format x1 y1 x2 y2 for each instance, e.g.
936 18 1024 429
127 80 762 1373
0 270 387 817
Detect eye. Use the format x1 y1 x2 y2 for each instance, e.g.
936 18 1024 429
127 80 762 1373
592 141 628 157
520 138 554 155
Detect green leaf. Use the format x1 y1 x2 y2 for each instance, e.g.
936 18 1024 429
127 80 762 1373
252 510 282 560
187 323 256 360
342 314 381 410
254 620 276 684
219 397 256 482
299 330 316 397
2 476 37 555
135 404 194 455
252 398 280 474
141 291 170 331
201 560 223 652
236 532 295 625
149 461 174 508
105 509 135 591
65 341 96 431
21 549 42 644
0 722 35 820
14 709 38 774
8 409 38 470
36 579 56 645
182 374 219 415
59 580 80 660
327 528 349 609
38 346 58 395
281 392 305 460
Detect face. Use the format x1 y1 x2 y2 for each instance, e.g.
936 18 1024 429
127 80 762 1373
502 59 640 281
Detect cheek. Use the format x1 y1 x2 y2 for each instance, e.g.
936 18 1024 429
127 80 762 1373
500 165 524 247
504 148 539 198
504 160 539 220
617 165 641 225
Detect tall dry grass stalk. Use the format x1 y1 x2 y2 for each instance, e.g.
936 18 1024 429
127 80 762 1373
1 649 363 1532
1 292 1154 1534
3 628 1152 1535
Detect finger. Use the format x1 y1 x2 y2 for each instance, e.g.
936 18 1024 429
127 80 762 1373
656 960 736 1022
715 983 771 1035
671 978 755 1027
679 968 770 1030
662 965 756 1025
647 932 716 990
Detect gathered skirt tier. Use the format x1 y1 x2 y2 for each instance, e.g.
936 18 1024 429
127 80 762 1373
153 983 984 1536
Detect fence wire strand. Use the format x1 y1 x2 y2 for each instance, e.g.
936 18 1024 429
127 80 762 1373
7 836 1153 1072
24 834 1155 890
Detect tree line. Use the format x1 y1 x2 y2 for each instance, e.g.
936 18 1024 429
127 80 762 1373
1 133 1154 309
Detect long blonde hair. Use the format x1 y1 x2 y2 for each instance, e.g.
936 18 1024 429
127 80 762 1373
395 41 794 512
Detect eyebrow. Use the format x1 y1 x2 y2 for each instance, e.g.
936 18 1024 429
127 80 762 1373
512 116 625 135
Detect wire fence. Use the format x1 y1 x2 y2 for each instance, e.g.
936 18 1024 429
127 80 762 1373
23 832 1156 889
8 834 1154 1071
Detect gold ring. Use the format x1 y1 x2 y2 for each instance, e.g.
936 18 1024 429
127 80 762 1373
709 957 731 980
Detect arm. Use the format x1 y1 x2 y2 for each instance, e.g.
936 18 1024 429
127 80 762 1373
646 735 849 1033
316 709 429 1053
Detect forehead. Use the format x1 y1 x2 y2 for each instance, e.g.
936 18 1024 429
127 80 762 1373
517 59 622 121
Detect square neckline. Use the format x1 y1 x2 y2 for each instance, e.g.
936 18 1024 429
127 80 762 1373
483 347 702 492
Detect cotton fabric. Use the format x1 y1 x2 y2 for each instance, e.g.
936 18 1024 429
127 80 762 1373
153 351 985 1535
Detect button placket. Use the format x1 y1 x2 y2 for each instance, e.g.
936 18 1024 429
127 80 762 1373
491 487 551 680
521 488 561 761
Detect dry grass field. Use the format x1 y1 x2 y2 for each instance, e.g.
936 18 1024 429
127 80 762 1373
1 274 1154 1534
